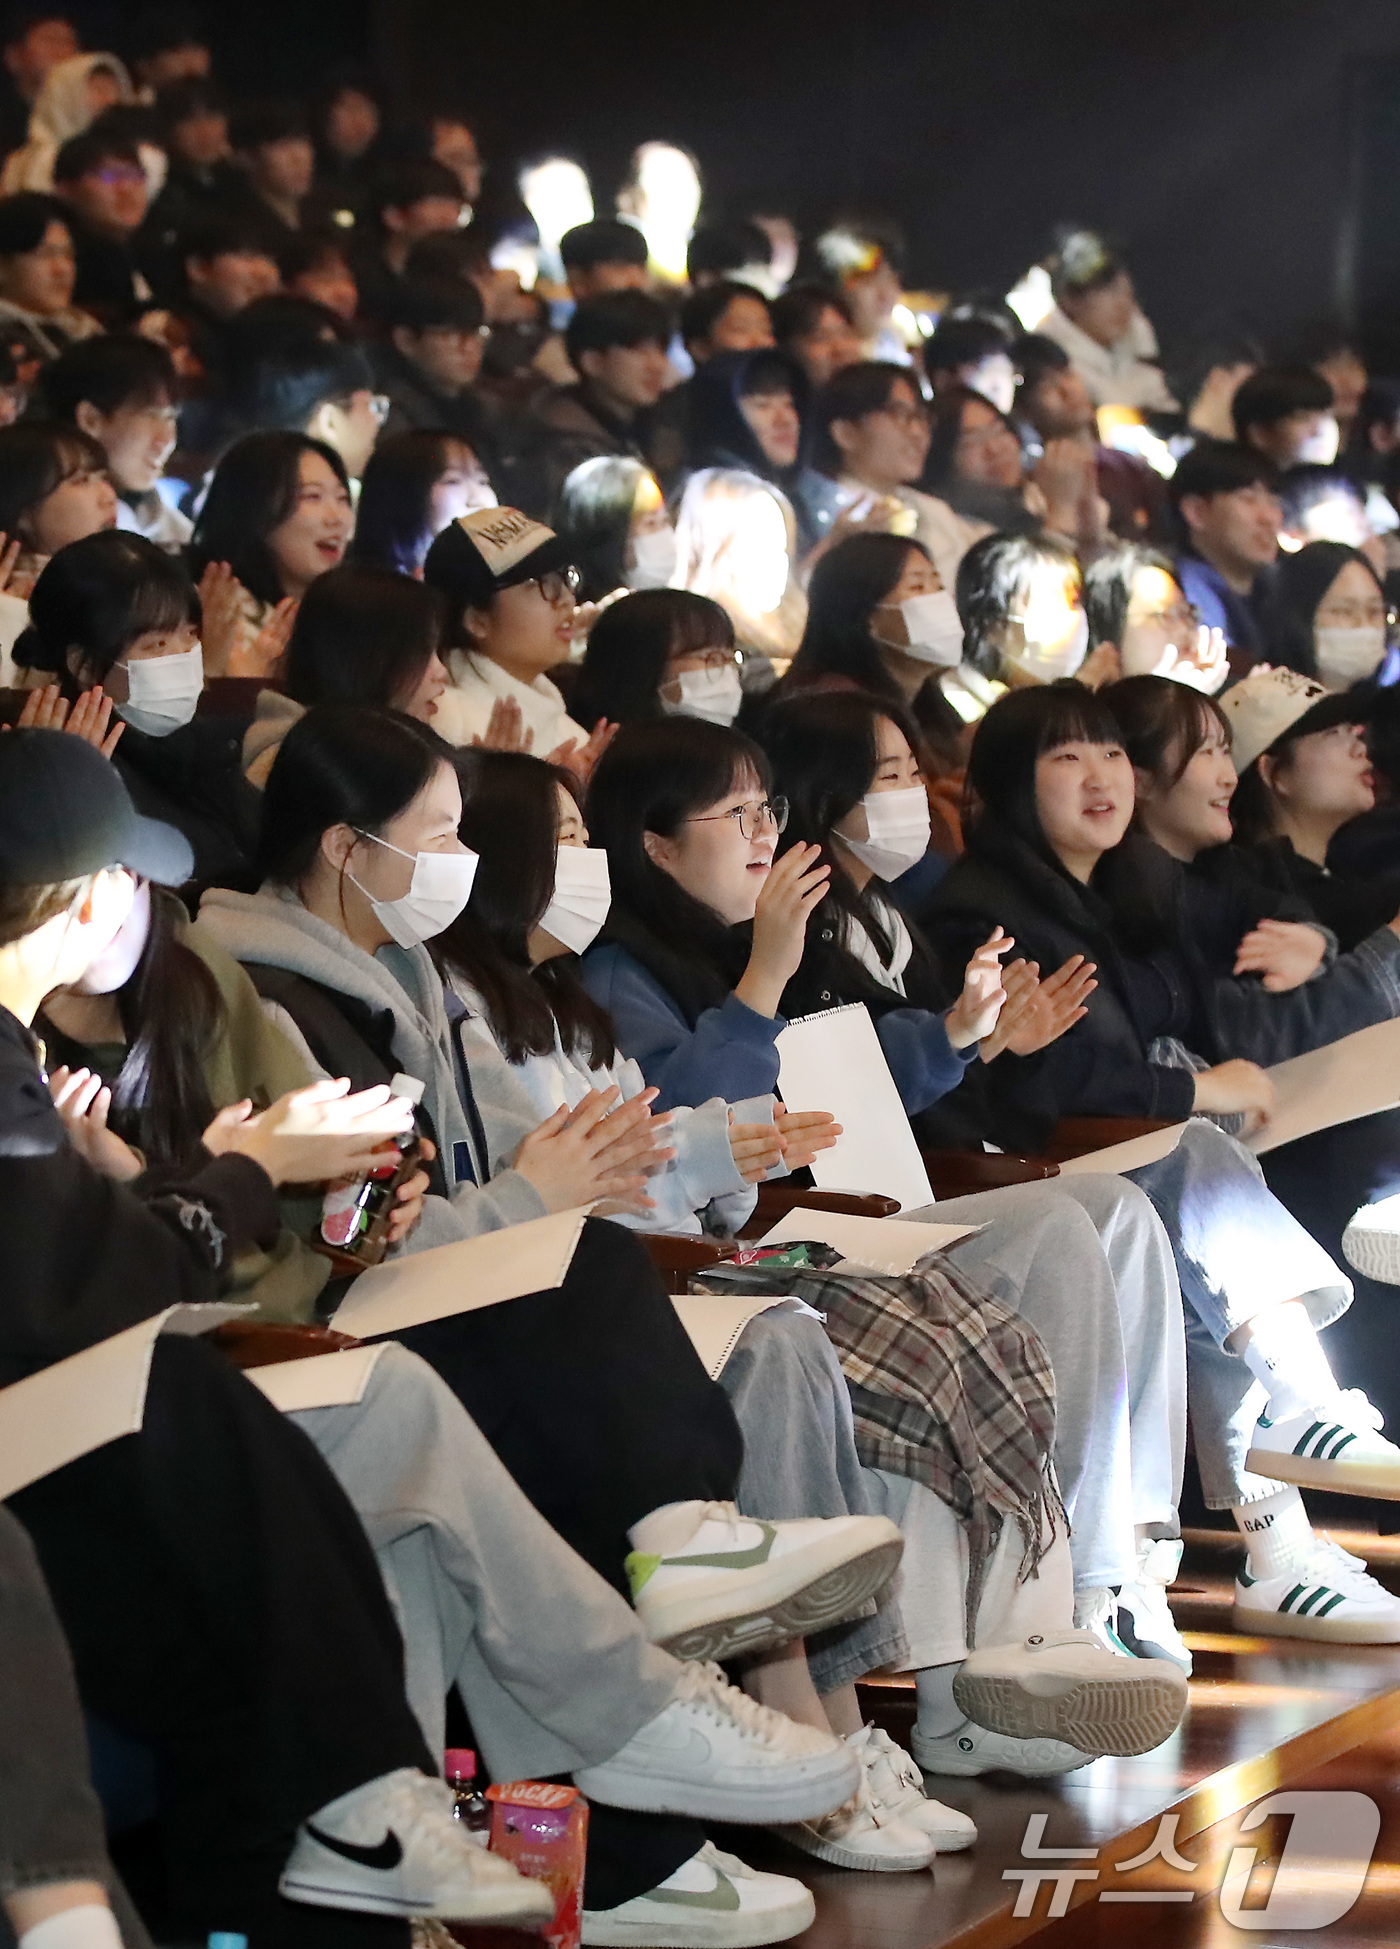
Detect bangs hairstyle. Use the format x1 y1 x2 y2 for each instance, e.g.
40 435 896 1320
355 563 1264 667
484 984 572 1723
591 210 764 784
1082 542 1177 650
0 422 106 543
1102 674 1230 794
571 588 733 727
762 691 939 999
19 531 198 697
191 430 349 606
965 680 1123 855
555 453 652 603
956 530 1079 678
785 531 929 705
352 430 479 579
438 749 615 1068
256 702 442 891
283 564 445 712
585 717 770 1001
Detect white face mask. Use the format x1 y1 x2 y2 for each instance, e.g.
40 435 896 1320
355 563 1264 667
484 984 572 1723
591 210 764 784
889 590 964 667
114 643 204 737
1296 414 1341 466
661 663 744 726
352 834 480 949
1007 609 1089 684
627 526 678 590
539 845 612 954
838 784 931 882
1314 624 1387 689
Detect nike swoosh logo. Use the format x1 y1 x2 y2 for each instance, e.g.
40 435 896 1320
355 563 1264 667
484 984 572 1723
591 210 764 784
649 1873 741 1913
305 1823 404 1871
664 1523 778 1573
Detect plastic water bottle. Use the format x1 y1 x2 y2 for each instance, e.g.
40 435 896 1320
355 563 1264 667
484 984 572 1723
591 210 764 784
444 1747 491 1847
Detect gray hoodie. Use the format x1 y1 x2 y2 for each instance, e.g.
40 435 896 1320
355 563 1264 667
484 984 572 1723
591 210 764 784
196 884 548 1249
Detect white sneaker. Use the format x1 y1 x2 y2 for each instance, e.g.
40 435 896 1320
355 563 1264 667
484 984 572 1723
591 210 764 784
911 1720 1090 1778
1246 1391 1400 1498
1071 1585 1133 1658
581 1841 814 1947
627 1502 903 1662
844 1724 977 1852
1343 1193 1400 1285
1115 1540 1194 1674
574 1660 858 1824
279 1768 553 1923
952 1629 1187 1756
1234 1536 1400 1642
772 1768 936 1875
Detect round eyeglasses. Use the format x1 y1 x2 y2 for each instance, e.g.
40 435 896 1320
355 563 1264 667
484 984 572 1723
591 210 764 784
683 796 789 841
523 565 582 605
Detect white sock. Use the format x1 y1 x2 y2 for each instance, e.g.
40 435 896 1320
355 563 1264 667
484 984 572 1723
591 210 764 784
912 1661 963 1737
628 1501 709 1557
1237 1305 1339 1421
1233 1486 1313 1578
19 1906 123 1949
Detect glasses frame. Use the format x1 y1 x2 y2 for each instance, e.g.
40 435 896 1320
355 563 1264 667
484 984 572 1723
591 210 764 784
683 795 790 842
522 565 582 605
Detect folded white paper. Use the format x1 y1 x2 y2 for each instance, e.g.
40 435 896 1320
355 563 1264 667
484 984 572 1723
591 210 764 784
249 1343 388 1412
776 1004 935 1212
757 1204 980 1276
1251 1018 1400 1155
331 1206 590 1338
0 1303 246 1501
1055 1122 1189 1178
670 1295 800 1378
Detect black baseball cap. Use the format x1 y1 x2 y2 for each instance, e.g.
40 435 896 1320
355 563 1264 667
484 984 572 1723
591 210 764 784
0 730 194 887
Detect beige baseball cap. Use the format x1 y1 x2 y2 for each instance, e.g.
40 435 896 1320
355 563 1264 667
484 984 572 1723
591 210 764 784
423 507 576 608
1218 664 1364 772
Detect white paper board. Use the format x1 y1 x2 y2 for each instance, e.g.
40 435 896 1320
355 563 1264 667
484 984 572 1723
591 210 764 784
0 1311 170 1500
1251 1018 1400 1155
332 1206 590 1338
1055 1122 1190 1178
757 1204 979 1276
670 1295 799 1378
776 1004 935 1212
249 1343 388 1412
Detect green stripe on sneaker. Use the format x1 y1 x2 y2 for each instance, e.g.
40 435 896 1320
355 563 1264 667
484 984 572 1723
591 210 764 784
1294 1586 1330 1616
1295 1421 1326 1456
662 1523 778 1572
1326 1429 1357 1460
1279 1583 1308 1612
625 1551 662 1599
1315 1591 1348 1618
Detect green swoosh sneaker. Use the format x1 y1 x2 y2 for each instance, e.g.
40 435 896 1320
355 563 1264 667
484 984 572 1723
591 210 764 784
581 1841 814 1947
625 1500 903 1663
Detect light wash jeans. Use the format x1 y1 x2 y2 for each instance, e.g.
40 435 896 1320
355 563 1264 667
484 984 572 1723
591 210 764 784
1126 1119 1352 1509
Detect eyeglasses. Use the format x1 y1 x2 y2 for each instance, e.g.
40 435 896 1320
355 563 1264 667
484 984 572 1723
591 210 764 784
665 648 738 676
522 565 581 605
875 401 929 429
1315 601 1390 629
684 796 789 841
1136 598 1200 633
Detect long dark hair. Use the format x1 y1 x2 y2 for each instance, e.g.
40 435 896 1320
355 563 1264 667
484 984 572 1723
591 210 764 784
554 455 653 601
782 532 925 705
762 691 943 1009
570 588 734 727
1260 540 1382 680
437 748 616 1066
191 430 349 606
919 382 1035 531
18 531 199 698
37 885 222 1166
282 564 445 711
257 703 443 888
585 717 769 1018
352 430 472 578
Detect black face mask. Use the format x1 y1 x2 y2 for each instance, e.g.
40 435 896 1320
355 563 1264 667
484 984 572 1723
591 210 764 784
482 322 547 376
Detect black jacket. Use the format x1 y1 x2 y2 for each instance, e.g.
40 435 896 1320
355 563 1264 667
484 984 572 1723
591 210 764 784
1220 834 1400 954
0 1005 278 1384
115 714 262 899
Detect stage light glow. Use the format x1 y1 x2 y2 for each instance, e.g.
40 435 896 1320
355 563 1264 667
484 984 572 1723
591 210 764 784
618 141 702 282
520 157 595 266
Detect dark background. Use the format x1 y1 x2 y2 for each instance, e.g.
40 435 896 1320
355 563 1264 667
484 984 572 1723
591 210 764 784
100 0 1400 366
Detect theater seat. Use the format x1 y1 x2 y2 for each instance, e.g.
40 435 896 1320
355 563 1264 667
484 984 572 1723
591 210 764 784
1041 1115 1175 1161
738 1185 901 1237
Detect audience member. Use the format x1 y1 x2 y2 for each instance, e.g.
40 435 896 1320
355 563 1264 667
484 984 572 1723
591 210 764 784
38 332 188 547
813 219 907 364
426 106 483 208
1036 228 1175 411
374 273 490 441
225 98 315 247
0 6 78 157
554 452 674 601
309 61 384 229
922 315 1016 413
1082 541 1229 692
530 288 672 511
681 279 774 364
568 587 738 727
354 156 465 324
277 224 355 320
1169 441 1280 672
1013 329 1169 541
51 126 153 323
1232 363 1339 470
771 282 862 390
672 467 806 667
686 218 773 292
0 49 128 193
0 418 114 596
353 425 497 576
1289 322 1368 446
1259 539 1390 689
558 217 649 301
142 76 236 249
0 188 97 367
124 4 210 96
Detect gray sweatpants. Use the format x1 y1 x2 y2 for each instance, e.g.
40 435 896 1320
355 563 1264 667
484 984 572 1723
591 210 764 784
910 1173 1188 1592
288 1344 680 1772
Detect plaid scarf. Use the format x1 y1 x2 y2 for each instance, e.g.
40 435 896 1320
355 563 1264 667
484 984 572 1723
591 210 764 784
698 1251 1062 1631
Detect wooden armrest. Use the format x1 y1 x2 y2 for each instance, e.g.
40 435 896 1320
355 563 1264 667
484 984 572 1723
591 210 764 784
205 1320 360 1368
643 1233 739 1288
737 1184 901 1239
919 1148 1059 1196
1042 1115 1174 1162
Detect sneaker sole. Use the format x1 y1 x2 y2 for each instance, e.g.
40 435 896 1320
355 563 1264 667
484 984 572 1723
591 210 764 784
951 1669 1186 1757
771 1821 936 1873
1235 1599 1400 1643
646 1532 903 1663
278 1871 552 1924
1341 1225 1400 1286
909 1736 1088 1779
575 1748 860 1825
581 1889 816 1948
1244 1444 1400 1500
